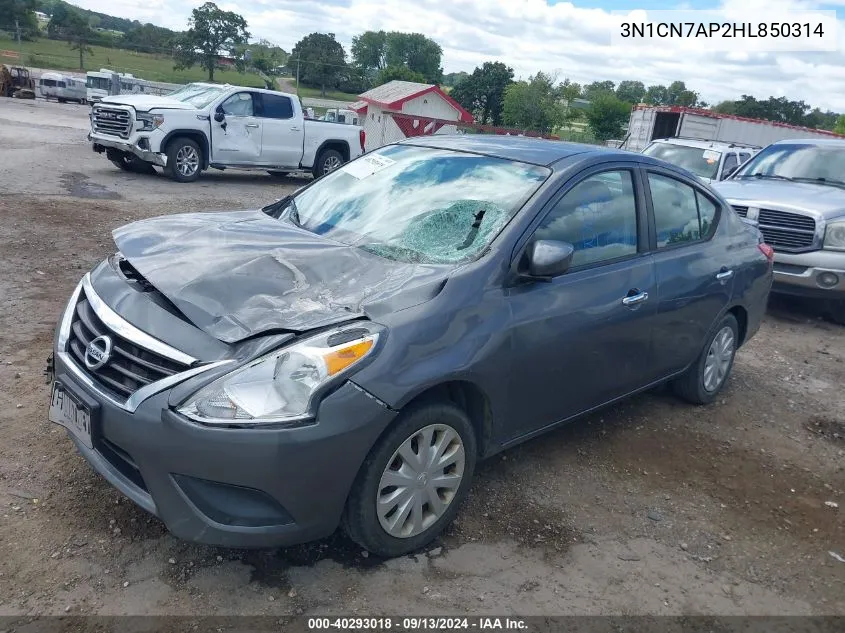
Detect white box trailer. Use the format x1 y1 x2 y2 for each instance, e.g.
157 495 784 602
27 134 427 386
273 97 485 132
621 105 845 153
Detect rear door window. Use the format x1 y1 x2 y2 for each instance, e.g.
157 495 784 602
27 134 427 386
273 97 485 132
259 93 294 120
648 173 718 247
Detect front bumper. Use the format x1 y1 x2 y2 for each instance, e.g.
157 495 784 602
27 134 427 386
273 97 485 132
51 279 397 548
89 132 167 167
771 250 845 300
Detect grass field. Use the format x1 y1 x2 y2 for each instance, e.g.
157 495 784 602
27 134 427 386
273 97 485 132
0 36 266 87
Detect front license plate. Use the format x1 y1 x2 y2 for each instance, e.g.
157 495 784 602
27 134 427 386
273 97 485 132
49 381 93 449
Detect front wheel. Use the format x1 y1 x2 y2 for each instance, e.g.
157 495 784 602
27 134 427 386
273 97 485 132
673 313 739 404
164 137 202 183
343 402 477 557
312 148 344 179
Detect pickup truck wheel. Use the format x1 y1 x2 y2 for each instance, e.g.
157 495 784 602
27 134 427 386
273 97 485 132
672 313 738 405
165 137 202 183
109 155 133 171
312 149 344 179
343 402 476 558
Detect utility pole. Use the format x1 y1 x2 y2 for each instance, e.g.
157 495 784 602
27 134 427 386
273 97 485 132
295 55 300 96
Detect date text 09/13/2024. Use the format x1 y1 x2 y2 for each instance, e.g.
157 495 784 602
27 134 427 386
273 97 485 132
307 617 529 630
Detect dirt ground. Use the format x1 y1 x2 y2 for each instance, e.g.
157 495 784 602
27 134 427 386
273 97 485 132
0 99 843 617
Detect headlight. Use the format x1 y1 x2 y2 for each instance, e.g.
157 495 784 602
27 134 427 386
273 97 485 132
177 325 382 426
824 220 845 251
136 113 164 131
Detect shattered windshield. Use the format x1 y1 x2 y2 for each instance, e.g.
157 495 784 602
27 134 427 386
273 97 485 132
643 142 721 179
167 83 226 108
290 144 550 264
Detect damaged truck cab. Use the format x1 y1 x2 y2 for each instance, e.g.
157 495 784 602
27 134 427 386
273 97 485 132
88 82 365 182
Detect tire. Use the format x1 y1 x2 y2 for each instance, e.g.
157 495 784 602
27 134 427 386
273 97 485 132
343 401 477 557
164 136 202 183
673 313 739 405
312 148 344 179
825 299 845 326
110 156 133 171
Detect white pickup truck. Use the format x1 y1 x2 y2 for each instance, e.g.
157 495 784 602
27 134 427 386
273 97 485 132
88 83 365 182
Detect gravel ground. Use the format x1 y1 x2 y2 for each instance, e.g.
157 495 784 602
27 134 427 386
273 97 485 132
0 99 843 617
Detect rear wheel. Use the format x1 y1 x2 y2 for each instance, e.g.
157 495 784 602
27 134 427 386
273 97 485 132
343 402 476 557
673 313 739 405
312 148 344 179
164 137 202 183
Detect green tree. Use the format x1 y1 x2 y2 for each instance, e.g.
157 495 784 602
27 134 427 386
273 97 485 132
122 23 178 54
376 64 426 85
581 80 615 101
241 39 288 76
0 0 39 38
442 71 469 88
49 8 94 69
290 32 347 96
666 80 698 107
585 92 630 141
450 61 514 125
384 32 442 83
643 84 668 105
832 114 845 135
351 30 387 71
559 78 583 129
174 2 249 82
502 72 563 134
615 80 645 104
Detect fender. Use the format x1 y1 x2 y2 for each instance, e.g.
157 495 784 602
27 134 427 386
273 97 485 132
159 129 212 169
309 139 351 168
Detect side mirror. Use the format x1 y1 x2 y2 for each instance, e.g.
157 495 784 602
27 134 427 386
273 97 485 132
525 240 575 280
214 108 225 123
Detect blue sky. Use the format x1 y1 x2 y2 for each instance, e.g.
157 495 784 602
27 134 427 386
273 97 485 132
72 0 845 111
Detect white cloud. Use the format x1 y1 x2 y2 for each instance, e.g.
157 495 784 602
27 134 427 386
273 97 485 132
72 0 845 110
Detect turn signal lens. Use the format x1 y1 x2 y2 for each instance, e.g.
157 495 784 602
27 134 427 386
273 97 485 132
758 243 774 264
325 339 374 376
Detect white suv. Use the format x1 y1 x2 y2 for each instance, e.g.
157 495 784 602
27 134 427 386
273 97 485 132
642 138 759 184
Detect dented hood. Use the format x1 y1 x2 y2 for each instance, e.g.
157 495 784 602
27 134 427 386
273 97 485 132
112 210 449 343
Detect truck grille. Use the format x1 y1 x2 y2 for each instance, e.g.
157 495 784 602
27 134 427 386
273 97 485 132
731 206 748 217
92 106 132 138
66 289 189 401
757 209 817 252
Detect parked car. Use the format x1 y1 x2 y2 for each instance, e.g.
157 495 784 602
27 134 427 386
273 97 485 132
48 136 772 557
88 82 365 182
713 139 845 324
642 138 759 184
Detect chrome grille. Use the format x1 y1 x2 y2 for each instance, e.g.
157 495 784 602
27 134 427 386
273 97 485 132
757 209 817 252
66 290 189 401
92 106 132 138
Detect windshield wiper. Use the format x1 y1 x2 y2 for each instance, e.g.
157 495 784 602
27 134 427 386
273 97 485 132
740 173 795 182
791 176 845 189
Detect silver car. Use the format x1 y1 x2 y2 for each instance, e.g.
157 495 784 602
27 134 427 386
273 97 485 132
714 139 845 324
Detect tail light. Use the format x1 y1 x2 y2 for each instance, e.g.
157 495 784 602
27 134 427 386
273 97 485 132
359 129 366 153
758 243 774 264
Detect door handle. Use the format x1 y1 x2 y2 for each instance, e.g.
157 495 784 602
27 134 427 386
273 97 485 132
290 126 301 131
245 123 259 128
716 270 734 282
622 291 649 307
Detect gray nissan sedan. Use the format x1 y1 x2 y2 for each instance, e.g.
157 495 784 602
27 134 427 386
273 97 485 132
49 136 773 557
